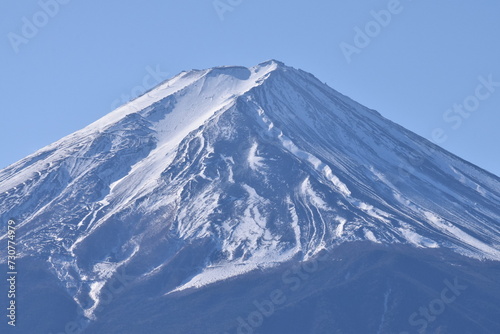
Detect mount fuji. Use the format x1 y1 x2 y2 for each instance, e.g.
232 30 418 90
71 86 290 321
1 60 499 334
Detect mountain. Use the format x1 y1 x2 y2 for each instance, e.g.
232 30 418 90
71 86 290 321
1 60 499 334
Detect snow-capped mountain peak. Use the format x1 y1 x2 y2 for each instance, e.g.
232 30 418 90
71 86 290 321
1 60 499 319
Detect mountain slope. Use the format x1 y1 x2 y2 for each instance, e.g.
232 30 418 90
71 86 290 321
0 60 499 333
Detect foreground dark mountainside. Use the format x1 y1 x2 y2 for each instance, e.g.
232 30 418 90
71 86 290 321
2 244 499 333
0 60 499 333
89 244 500 334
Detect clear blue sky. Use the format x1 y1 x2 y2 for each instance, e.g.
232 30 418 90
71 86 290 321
1 0 499 176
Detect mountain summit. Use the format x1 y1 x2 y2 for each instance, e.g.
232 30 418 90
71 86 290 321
1 60 499 333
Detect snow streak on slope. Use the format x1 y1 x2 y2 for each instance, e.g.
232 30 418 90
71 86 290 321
0 60 499 313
